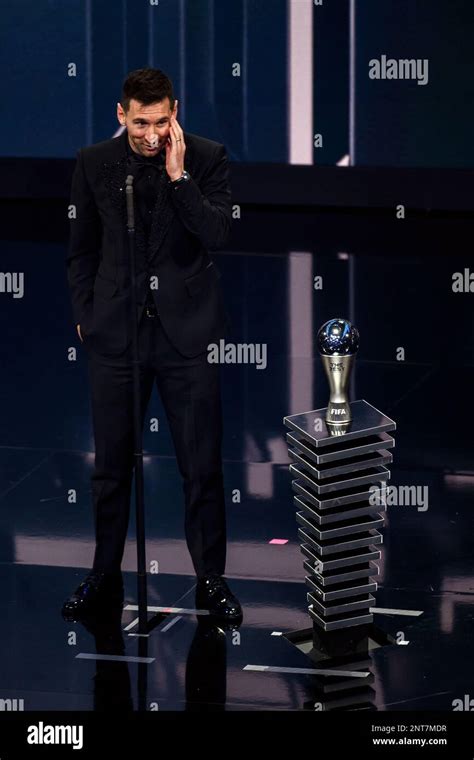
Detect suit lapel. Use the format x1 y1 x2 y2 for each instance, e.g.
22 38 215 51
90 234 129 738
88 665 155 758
99 133 129 227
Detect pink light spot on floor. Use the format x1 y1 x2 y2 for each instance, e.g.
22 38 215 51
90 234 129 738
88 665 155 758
269 538 288 545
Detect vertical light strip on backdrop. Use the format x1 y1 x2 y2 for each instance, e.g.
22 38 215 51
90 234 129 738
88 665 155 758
288 0 313 165
349 0 356 165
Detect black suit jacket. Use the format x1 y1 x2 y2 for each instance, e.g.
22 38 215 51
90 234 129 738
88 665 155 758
67 128 232 358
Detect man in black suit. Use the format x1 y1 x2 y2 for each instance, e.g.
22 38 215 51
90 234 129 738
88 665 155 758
62 68 242 622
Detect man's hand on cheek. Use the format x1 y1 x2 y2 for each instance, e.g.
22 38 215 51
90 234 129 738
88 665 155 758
166 112 186 181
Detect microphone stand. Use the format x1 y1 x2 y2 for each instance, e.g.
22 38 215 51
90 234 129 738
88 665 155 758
125 174 148 634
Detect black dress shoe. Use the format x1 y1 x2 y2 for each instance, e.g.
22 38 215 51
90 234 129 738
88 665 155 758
195 573 243 622
61 571 124 621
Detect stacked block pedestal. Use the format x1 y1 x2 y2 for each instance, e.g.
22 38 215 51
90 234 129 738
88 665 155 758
283 400 396 632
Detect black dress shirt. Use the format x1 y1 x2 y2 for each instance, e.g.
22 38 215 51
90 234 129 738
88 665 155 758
126 137 167 308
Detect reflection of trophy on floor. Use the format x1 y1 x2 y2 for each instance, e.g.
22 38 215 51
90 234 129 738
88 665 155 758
303 651 377 711
283 319 396 660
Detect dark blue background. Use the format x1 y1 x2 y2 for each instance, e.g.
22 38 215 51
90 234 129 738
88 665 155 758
0 0 472 166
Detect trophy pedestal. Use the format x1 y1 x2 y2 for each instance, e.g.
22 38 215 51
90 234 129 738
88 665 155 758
283 399 396 633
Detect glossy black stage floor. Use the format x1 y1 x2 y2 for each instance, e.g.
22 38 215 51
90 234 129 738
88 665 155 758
0 209 472 711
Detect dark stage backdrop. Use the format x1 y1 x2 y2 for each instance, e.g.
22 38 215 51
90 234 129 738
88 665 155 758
0 0 472 168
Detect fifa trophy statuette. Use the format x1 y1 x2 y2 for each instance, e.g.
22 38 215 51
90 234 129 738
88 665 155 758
317 318 360 427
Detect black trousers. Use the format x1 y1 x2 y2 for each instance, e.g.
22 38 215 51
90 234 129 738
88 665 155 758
86 310 226 579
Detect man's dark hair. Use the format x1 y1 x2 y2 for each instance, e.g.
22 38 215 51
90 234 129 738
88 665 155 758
120 67 175 112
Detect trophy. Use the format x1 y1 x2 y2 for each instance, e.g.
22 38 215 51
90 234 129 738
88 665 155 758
317 318 359 427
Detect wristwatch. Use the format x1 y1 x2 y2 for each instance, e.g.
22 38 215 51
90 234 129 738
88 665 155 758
170 170 190 187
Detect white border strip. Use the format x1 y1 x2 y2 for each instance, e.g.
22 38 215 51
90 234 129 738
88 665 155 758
76 653 155 664
161 616 183 633
244 665 369 677
124 604 209 615
370 607 423 617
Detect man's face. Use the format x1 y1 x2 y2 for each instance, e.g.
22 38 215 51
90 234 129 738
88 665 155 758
117 97 177 157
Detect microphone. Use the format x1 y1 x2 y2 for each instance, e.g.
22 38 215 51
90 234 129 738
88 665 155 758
125 175 134 231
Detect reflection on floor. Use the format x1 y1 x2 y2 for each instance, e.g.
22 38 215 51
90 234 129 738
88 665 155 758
0 564 471 710
0 217 473 710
